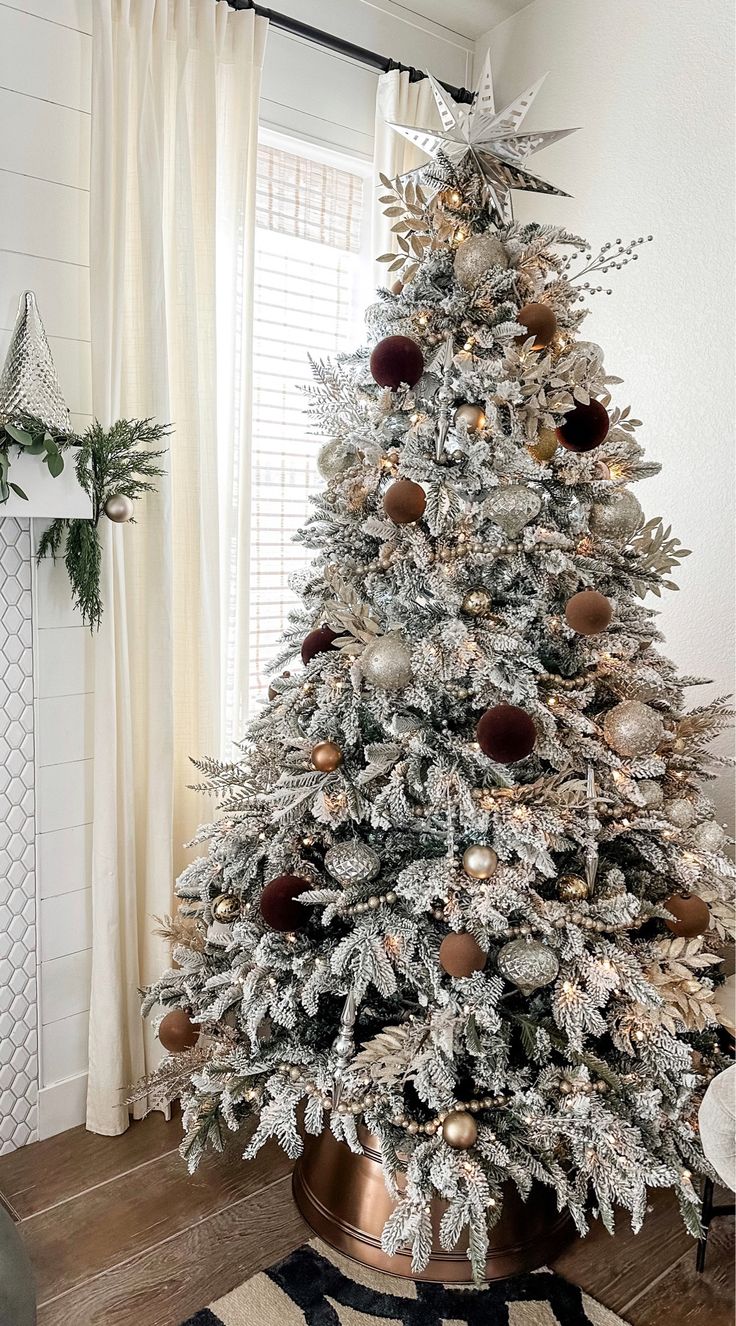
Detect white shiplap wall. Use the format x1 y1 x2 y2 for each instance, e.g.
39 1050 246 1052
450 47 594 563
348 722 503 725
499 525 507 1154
0 0 93 1142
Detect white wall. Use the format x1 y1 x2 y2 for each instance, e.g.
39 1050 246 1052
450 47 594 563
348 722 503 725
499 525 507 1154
475 0 735 827
0 0 93 1142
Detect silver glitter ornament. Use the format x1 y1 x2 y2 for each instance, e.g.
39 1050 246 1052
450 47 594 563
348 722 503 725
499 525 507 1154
497 938 559 994
317 437 355 481
462 588 492 618
454 234 508 290
637 779 664 809
325 840 381 887
589 489 643 542
484 484 541 537
361 632 413 691
0 291 70 429
603 700 664 758
691 820 726 853
665 799 697 829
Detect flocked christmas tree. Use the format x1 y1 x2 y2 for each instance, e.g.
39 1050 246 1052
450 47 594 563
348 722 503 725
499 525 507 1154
142 57 735 1278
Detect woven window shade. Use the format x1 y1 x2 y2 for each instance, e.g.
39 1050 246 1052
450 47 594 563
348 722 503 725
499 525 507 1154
248 142 366 715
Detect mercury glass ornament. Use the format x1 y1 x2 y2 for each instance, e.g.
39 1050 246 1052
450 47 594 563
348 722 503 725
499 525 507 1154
453 233 508 289
211 894 241 923
317 437 354 480
558 873 589 901
462 845 498 879
361 632 413 691
104 493 134 523
589 489 643 542
691 820 727 852
325 840 381 886
637 779 664 809
462 588 492 618
497 938 559 994
603 700 664 758
665 798 696 829
484 484 541 537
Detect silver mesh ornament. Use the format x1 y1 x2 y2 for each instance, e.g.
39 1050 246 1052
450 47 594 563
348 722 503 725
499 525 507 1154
0 291 70 430
361 632 413 691
603 700 664 758
325 840 381 887
497 938 559 994
589 489 643 542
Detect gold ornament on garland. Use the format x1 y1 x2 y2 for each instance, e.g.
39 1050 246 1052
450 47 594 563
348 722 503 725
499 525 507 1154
603 700 664 758
462 844 498 879
442 1110 478 1149
462 588 492 618
311 741 343 772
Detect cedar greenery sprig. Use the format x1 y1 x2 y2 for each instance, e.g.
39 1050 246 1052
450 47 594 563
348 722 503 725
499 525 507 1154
36 417 168 631
0 411 73 502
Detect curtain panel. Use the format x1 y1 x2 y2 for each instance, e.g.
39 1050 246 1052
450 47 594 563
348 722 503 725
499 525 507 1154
87 0 268 1135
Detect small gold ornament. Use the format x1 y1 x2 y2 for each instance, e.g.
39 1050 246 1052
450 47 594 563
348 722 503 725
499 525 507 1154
462 588 492 618
442 1110 478 1149
454 403 486 433
462 844 498 879
558 873 589 901
104 493 134 523
528 428 558 463
311 741 343 772
212 894 241 922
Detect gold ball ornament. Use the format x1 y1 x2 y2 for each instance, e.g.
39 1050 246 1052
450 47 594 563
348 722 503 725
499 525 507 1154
104 493 134 523
558 874 589 901
454 403 486 433
515 302 558 349
311 741 343 772
442 1110 478 1149
462 588 492 618
665 798 697 829
528 427 558 463
212 894 241 923
462 845 498 879
637 779 664 809
453 233 508 289
603 700 664 758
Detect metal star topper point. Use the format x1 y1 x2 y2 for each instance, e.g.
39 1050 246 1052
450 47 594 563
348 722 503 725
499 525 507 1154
387 53 578 221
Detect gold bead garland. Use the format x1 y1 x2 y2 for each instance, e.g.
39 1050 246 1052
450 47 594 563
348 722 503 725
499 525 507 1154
344 889 398 917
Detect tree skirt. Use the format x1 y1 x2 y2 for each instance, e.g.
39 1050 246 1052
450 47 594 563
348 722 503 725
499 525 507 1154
180 1238 629 1325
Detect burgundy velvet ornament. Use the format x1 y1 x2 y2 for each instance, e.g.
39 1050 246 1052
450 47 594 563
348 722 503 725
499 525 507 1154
260 875 312 932
369 335 424 389
159 1008 199 1053
301 626 339 665
476 703 537 763
556 399 610 453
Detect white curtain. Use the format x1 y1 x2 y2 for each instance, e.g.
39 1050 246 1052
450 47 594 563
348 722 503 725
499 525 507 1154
372 69 436 287
87 0 268 1135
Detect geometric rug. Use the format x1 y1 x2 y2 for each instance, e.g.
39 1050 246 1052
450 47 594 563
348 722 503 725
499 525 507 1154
180 1238 630 1325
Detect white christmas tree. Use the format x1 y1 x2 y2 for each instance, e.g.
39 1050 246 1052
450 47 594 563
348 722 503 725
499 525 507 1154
143 57 734 1280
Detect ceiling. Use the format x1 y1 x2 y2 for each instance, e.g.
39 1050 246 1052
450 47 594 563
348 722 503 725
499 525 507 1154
392 0 532 41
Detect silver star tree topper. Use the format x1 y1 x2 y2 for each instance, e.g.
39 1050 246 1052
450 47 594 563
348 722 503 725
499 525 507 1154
387 51 577 221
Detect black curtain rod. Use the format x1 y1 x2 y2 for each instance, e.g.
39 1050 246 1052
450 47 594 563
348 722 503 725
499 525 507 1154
222 0 475 104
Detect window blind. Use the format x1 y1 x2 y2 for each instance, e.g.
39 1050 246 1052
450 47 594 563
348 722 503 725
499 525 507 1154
247 142 367 716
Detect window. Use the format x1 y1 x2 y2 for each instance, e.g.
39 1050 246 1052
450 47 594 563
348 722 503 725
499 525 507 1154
246 136 370 717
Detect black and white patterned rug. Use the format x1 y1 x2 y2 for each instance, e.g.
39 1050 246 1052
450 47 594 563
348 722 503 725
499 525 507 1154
180 1238 629 1325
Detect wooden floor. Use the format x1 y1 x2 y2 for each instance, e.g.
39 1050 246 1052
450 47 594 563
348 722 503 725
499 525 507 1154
0 1111 731 1326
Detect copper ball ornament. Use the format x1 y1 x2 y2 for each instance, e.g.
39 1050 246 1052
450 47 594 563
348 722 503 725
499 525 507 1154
558 874 589 901
462 845 498 879
529 427 558 463
383 478 426 525
311 741 343 772
211 893 241 923
104 493 134 523
565 589 613 636
515 302 557 349
462 588 492 618
663 892 710 938
301 625 339 665
442 1110 478 1149
476 704 537 764
454 403 486 433
439 932 487 978
556 400 610 453
158 1008 199 1053
369 335 424 389
260 874 311 932
268 670 290 700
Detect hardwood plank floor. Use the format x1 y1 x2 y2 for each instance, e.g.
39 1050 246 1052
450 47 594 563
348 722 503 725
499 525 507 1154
0 1111 731 1326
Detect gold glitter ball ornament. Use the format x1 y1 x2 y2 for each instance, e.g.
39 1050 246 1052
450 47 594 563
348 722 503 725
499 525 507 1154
453 233 508 289
442 1110 478 1149
603 700 664 758
462 844 498 879
212 894 241 923
528 427 558 463
462 588 492 618
361 632 413 691
558 873 589 901
637 779 664 809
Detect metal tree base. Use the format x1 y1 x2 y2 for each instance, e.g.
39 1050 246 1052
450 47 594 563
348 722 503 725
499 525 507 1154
293 1126 576 1283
